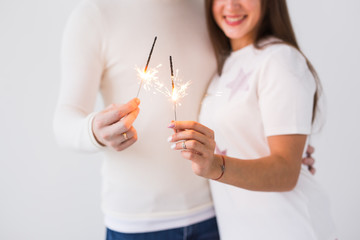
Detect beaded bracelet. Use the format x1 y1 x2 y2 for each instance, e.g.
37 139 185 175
213 155 226 180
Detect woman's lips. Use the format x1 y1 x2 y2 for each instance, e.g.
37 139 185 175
224 15 247 26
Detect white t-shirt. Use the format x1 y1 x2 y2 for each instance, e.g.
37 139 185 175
53 0 217 233
199 41 337 239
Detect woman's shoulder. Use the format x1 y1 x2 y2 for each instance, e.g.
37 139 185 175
255 38 315 87
257 38 306 66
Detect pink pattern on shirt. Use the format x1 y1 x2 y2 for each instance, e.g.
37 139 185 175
226 69 251 100
215 145 227 156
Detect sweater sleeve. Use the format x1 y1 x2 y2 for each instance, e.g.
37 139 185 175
258 45 316 137
53 1 106 152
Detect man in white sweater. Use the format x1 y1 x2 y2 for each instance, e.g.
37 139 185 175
54 0 220 239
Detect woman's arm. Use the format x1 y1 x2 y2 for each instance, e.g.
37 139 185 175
221 134 305 191
168 121 306 192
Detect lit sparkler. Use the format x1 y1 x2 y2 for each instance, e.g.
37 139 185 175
135 63 163 93
170 56 176 120
136 36 158 98
168 56 191 121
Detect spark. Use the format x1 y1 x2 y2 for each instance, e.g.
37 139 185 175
136 36 158 98
150 68 190 106
135 64 163 93
158 56 191 121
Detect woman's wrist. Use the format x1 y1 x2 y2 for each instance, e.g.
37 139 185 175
212 155 226 181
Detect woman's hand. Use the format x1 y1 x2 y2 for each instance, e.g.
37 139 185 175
92 98 140 151
302 145 316 175
168 121 223 179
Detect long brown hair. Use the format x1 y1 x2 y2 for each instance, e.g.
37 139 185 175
205 0 321 123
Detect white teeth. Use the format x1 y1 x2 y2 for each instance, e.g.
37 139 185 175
226 16 245 23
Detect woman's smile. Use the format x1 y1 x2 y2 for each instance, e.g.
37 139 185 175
224 15 247 26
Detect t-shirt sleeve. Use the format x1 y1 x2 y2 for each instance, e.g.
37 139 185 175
53 1 105 152
258 45 316 136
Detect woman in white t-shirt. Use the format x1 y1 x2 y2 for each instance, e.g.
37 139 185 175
168 0 337 239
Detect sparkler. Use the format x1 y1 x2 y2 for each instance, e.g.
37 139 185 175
168 56 191 121
170 56 176 121
136 36 158 98
135 63 163 93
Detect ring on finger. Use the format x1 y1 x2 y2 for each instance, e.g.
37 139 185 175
182 141 187 149
122 132 128 140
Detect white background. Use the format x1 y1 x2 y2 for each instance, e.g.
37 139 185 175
0 0 359 239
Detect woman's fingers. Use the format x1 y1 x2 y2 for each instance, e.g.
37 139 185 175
302 156 314 166
306 144 315 155
181 150 205 166
302 156 316 175
168 121 216 159
169 130 216 162
169 129 211 146
180 146 222 179
304 144 316 175
168 121 220 179
169 121 214 139
171 139 207 154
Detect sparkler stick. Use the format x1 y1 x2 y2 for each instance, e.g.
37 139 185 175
149 56 190 120
169 56 177 121
136 36 157 98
